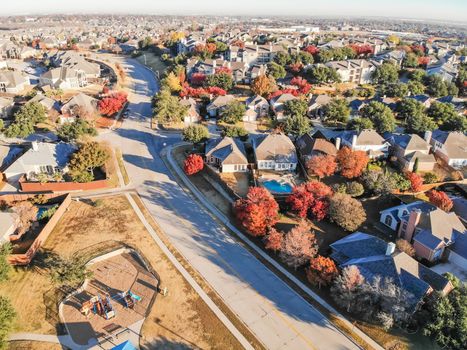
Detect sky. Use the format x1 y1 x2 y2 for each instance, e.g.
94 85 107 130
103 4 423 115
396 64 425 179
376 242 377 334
1 0 466 22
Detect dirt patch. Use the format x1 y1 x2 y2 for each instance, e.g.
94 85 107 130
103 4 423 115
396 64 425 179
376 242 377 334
7 341 65 350
219 173 250 197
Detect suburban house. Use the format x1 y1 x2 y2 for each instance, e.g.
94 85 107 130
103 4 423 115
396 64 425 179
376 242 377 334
3 142 76 183
29 93 57 112
386 133 436 172
373 50 406 66
206 95 236 118
426 60 458 83
334 129 389 159
0 96 14 119
296 133 337 163
270 93 297 120
180 98 202 125
186 58 249 83
325 59 378 84
425 130 467 169
226 44 290 66
380 201 466 263
0 70 30 93
60 92 98 122
330 232 452 311
177 35 205 54
0 212 19 243
408 95 432 108
252 133 298 171
205 136 249 173
244 95 269 121
307 94 332 118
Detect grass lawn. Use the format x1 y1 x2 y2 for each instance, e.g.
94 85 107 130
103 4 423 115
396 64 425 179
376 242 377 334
0 195 244 350
8 341 65 350
170 145 440 350
135 52 168 78
115 148 130 185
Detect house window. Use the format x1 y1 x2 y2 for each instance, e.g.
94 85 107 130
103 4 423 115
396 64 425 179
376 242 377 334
234 164 238 171
384 216 393 227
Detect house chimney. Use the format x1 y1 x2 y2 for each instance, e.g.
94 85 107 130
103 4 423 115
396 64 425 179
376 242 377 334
386 242 396 256
335 137 341 150
31 141 39 151
424 130 432 143
400 209 422 243
351 134 358 149
212 60 217 69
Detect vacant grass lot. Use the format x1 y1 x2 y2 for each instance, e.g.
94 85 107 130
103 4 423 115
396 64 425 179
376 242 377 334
0 195 243 350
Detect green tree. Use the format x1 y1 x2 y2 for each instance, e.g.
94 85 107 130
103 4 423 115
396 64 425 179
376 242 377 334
403 53 419 68
0 295 16 350
329 193 366 231
273 51 291 66
46 255 93 287
267 62 287 80
427 102 458 126
361 101 396 133
4 102 46 138
0 120 4 132
423 274 466 350
425 75 458 97
409 69 427 82
406 112 437 134
153 89 189 125
383 83 408 98
440 114 467 132
0 243 12 282
307 66 340 84
223 125 248 138
57 119 97 142
68 141 110 182
322 98 351 124
347 117 374 132
407 80 425 95
220 101 246 124
372 62 399 85
284 114 311 139
205 72 234 91
361 169 396 196
283 99 308 117
182 124 209 144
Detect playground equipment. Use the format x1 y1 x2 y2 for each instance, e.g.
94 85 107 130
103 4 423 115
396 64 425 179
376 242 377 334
119 290 141 309
81 294 116 320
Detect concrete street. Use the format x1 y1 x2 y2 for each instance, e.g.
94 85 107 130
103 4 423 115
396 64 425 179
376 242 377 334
99 56 359 350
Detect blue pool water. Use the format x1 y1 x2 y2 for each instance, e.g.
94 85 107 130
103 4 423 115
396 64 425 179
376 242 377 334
263 180 293 194
37 207 48 219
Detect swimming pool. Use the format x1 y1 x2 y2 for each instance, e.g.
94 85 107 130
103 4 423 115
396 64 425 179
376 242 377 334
262 180 293 194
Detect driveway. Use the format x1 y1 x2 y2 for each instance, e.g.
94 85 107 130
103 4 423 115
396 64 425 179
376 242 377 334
99 56 359 350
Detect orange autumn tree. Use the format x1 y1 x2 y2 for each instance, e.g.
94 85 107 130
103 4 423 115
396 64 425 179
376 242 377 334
263 228 283 253
336 147 369 179
251 75 276 97
427 190 453 212
306 255 338 288
234 187 279 236
406 171 424 194
184 154 204 175
306 154 337 179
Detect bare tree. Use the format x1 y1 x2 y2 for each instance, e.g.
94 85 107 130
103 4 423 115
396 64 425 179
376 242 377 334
279 220 317 269
12 201 38 237
331 265 365 312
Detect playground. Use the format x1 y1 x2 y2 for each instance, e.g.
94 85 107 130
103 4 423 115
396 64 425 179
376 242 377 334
61 251 159 347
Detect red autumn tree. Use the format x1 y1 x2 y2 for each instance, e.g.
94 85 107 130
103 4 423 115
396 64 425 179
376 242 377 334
288 62 303 74
304 45 319 55
234 187 279 236
183 154 204 175
286 181 332 221
306 255 339 288
336 147 369 179
306 155 337 179
290 76 312 95
263 228 283 252
191 73 206 86
349 44 374 56
418 56 430 66
427 190 453 212
98 91 128 116
215 66 232 75
231 39 245 49
405 172 424 193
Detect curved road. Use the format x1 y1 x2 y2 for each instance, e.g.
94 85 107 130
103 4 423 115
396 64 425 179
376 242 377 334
100 56 359 350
